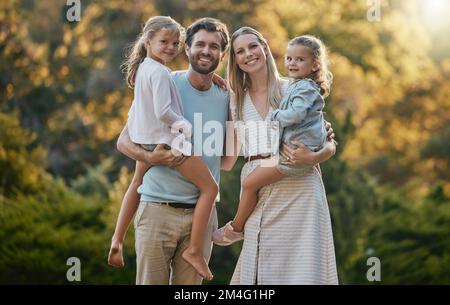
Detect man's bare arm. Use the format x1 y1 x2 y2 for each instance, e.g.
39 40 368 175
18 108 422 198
117 125 185 167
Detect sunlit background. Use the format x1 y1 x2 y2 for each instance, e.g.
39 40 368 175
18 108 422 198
1 0 449 284
420 0 449 28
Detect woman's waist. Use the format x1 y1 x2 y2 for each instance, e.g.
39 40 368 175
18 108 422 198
242 146 274 158
239 133 279 158
244 153 272 163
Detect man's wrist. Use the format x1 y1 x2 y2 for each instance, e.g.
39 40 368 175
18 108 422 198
142 150 155 165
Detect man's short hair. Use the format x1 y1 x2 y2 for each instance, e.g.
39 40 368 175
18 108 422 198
185 17 229 51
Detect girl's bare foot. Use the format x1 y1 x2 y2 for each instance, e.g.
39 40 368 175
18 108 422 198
181 248 213 280
108 240 124 268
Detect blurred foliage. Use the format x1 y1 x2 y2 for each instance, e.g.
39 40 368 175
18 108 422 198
0 111 51 196
1 0 449 284
347 185 450 284
0 173 137 284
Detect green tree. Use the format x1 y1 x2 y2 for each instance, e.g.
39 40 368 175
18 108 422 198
348 184 450 284
0 111 50 196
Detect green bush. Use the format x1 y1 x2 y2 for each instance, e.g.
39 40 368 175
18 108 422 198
347 184 450 284
0 179 136 284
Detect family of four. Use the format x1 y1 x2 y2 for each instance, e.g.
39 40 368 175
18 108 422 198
107 16 338 285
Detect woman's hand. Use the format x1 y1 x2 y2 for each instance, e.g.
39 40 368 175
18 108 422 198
280 141 317 166
212 73 227 90
324 121 336 142
148 144 186 168
280 137 337 167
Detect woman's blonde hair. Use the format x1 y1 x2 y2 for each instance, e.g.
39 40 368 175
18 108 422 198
123 16 185 89
227 27 283 120
288 35 333 97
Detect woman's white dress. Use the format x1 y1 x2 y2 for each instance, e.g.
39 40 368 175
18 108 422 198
230 81 338 284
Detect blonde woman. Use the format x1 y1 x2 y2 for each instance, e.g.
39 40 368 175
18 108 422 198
221 27 338 284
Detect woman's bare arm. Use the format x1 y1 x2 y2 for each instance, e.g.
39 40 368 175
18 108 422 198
221 107 240 171
221 129 239 171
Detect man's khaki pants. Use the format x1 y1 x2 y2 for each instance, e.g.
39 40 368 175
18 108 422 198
134 201 218 285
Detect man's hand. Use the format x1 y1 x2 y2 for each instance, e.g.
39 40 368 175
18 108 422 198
116 125 185 168
150 144 186 168
212 73 227 90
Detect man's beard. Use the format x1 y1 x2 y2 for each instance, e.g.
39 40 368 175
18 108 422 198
188 53 219 75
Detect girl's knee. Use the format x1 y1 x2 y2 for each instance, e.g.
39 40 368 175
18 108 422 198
242 177 256 191
200 179 219 197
